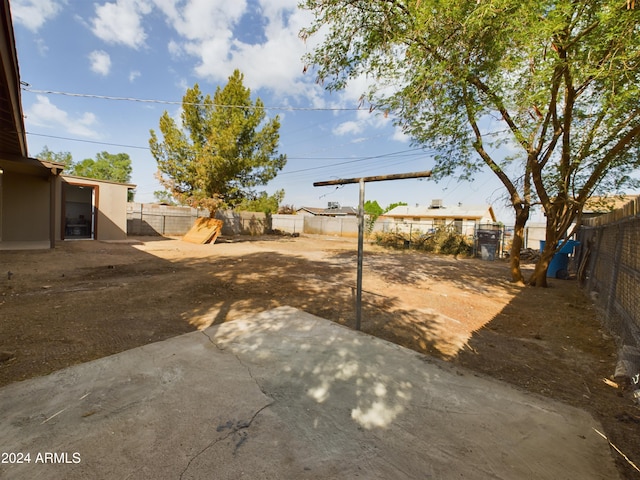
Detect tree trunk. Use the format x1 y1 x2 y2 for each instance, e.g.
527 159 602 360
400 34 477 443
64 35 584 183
508 207 529 284
528 227 561 287
528 247 555 287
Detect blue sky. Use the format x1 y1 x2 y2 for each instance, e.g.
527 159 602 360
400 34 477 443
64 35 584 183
11 0 517 221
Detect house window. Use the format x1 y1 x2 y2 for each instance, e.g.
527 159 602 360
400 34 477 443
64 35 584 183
413 217 421 222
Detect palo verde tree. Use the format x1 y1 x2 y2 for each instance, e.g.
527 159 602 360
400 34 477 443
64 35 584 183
300 0 640 286
149 69 287 213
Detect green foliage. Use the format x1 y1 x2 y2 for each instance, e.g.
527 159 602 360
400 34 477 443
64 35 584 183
153 190 177 205
149 69 287 212
36 146 73 167
301 0 640 284
364 200 383 217
236 189 284 214
364 200 384 233
37 147 132 185
384 202 407 213
69 152 132 184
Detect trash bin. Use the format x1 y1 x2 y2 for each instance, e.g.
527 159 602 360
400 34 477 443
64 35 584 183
477 229 501 261
480 244 496 261
539 240 580 279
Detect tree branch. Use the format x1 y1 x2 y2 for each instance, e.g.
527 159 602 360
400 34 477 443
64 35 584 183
577 123 640 203
462 84 525 211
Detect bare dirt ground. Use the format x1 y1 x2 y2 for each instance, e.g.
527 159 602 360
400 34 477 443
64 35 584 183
1 234 639 478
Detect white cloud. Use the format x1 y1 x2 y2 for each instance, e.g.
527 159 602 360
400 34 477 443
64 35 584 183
153 0 246 41
129 70 141 82
11 0 63 32
333 121 363 136
392 126 409 143
84 1 327 104
35 38 49 56
25 95 100 138
84 1 331 104
91 0 151 49
89 50 112 75
152 1 321 101
167 39 182 58
213 13 310 97
330 105 396 144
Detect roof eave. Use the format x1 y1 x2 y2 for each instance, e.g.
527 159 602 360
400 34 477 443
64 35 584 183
0 1 28 158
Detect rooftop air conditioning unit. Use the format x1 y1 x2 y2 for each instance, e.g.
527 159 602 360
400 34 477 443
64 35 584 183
430 199 443 209
327 201 340 209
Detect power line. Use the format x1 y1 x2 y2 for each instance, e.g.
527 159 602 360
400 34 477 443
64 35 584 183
26 132 150 150
26 132 432 166
26 130 433 184
279 147 432 176
22 86 367 112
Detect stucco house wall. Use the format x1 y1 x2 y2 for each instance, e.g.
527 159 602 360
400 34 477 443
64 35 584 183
0 169 133 248
379 204 497 237
0 6 136 249
0 167 53 243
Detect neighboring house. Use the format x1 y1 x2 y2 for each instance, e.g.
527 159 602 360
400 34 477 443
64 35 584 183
0 4 134 249
297 202 358 217
379 200 497 236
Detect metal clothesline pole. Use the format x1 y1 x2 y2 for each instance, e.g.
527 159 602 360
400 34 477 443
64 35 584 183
314 170 432 330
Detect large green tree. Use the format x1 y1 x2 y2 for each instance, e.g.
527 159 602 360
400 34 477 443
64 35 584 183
70 151 133 184
149 70 287 212
300 0 640 286
37 147 132 184
38 148 135 200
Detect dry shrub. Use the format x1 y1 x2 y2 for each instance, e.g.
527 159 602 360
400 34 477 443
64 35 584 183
373 227 473 256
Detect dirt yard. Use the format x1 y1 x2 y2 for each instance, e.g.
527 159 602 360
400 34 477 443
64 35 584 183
1 234 638 478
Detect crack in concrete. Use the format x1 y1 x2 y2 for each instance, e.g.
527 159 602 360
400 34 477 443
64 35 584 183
199 330 273 399
178 331 275 479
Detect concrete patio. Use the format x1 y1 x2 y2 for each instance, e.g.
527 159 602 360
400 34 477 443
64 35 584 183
0 307 617 479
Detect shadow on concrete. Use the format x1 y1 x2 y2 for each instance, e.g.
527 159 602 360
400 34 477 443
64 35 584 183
0 307 618 479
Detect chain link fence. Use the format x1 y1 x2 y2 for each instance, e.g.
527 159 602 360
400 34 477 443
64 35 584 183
577 197 640 380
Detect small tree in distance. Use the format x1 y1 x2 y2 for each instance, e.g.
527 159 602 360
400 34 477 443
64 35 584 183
236 189 285 214
278 204 296 214
384 202 408 214
153 190 177 205
37 146 73 168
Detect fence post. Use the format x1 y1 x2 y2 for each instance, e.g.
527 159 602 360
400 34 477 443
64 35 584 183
606 223 625 317
586 227 603 292
409 223 413 248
